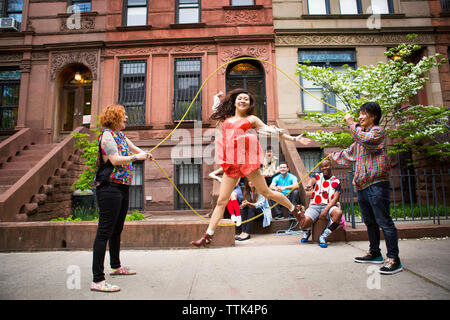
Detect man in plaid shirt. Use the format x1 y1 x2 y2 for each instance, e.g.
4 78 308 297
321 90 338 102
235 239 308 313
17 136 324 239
331 102 402 275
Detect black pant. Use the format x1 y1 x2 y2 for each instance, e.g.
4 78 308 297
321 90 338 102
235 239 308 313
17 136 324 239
241 206 261 234
92 182 129 283
271 189 299 217
357 181 399 259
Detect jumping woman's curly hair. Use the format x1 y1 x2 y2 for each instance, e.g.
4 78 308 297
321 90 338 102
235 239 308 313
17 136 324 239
210 88 256 122
99 104 125 129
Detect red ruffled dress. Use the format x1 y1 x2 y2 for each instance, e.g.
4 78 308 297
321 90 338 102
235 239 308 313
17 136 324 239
216 117 264 178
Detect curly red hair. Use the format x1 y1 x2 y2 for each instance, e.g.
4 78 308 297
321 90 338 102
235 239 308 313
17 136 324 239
99 104 125 129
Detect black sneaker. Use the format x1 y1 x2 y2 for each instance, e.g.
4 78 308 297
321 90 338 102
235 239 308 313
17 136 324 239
379 257 403 275
354 251 384 264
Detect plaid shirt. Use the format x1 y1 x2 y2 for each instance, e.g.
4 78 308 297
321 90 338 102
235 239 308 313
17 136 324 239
332 123 390 191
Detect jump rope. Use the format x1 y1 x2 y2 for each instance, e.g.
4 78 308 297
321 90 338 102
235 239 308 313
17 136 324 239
147 57 347 227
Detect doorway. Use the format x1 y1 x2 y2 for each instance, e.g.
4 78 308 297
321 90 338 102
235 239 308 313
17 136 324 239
58 65 92 135
225 59 267 122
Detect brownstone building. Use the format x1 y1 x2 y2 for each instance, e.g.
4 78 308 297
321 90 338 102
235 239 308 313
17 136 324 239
0 0 281 221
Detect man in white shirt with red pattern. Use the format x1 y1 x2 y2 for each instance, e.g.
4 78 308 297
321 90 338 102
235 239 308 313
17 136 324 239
298 158 343 248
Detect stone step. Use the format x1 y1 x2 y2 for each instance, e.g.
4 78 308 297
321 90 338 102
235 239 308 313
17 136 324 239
0 185 12 194
1 161 37 170
26 144 57 151
0 176 21 185
0 169 29 176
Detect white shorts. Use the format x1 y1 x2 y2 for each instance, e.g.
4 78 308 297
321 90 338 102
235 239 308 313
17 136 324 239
305 204 339 222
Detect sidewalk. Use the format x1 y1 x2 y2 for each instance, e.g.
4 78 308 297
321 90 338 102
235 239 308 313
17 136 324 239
1 233 449 301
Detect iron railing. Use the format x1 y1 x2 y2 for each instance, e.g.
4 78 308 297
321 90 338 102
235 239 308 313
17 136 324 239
334 169 450 228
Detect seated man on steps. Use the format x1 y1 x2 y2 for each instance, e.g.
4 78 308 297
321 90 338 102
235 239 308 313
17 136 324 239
269 162 300 220
295 158 343 248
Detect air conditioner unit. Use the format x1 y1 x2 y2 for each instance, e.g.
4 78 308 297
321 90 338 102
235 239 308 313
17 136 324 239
0 17 20 32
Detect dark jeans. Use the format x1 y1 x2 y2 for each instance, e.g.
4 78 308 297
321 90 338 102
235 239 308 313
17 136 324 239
92 182 129 283
241 206 261 234
357 181 399 259
271 189 299 217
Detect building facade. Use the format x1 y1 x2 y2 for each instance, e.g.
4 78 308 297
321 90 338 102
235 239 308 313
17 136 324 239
0 0 278 213
272 0 445 172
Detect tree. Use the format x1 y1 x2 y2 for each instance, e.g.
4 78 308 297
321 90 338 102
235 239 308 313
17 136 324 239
296 34 449 160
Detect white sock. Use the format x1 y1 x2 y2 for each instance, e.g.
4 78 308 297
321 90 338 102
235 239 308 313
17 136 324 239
289 204 295 212
206 228 214 236
236 216 242 227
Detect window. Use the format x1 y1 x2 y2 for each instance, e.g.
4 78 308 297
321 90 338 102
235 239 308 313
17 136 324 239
173 58 201 121
118 60 146 126
174 159 202 210
69 0 91 13
298 50 356 113
307 0 330 14
124 0 147 26
339 0 362 14
442 0 450 12
129 161 144 210
176 0 200 24
0 69 20 131
231 0 254 5
298 149 323 174
370 0 394 14
0 0 23 22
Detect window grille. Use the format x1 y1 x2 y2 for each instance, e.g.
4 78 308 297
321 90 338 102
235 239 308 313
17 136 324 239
129 161 144 210
118 60 146 126
173 58 201 121
0 69 20 131
442 0 450 12
298 149 323 174
174 159 202 210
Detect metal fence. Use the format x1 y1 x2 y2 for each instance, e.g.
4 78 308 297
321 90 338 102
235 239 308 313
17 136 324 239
331 169 450 228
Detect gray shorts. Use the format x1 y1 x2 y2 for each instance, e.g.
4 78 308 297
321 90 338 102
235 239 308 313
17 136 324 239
305 204 339 222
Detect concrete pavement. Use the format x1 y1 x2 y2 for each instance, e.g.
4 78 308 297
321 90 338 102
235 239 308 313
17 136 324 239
0 234 449 300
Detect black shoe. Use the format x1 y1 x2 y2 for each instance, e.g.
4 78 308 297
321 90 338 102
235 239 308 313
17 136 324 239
274 215 283 220
354 251 384 264
237 235 251 241
379 257 403 275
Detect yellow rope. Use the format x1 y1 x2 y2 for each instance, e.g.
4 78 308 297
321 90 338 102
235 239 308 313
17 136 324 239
148 57 345 227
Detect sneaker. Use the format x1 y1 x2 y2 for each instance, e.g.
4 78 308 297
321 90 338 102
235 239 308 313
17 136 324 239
90 280 120 293
300 229 311 243
354 251 384 264
318 229 331 248
230 215 237 223
379 258 403 275
274 215 284 220
110 266 136 275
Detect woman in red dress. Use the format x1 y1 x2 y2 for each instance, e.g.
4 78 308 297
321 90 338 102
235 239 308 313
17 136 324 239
191 88 310 247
